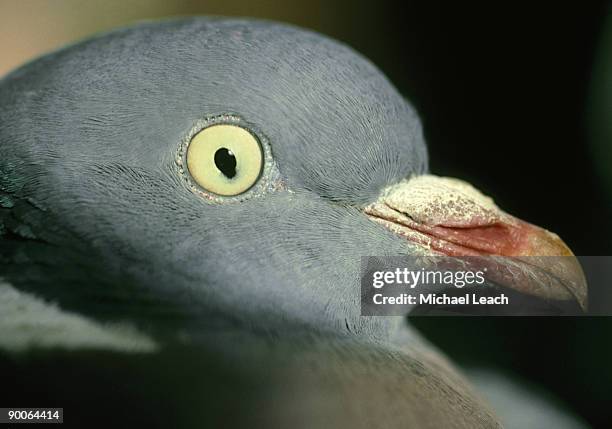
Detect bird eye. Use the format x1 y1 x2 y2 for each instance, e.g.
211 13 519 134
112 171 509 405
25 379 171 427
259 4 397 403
186 124 263 196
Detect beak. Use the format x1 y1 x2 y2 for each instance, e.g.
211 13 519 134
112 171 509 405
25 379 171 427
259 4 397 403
364 175 587 310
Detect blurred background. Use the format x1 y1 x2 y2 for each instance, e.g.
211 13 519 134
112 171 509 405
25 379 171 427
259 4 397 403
1 0 611 427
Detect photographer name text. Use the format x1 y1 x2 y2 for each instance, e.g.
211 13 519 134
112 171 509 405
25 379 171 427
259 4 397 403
372 293 509 306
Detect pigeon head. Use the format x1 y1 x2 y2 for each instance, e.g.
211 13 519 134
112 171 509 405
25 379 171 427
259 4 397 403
0 18 586 340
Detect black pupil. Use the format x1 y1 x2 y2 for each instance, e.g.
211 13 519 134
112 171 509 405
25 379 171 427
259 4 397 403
214 148 237 179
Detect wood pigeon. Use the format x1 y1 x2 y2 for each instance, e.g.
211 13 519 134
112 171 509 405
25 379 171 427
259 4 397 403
0 17 587 428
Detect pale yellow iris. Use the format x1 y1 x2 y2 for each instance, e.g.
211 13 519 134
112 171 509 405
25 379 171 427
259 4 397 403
186 124 263 196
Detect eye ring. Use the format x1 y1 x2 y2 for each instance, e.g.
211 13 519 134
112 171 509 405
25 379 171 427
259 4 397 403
176 114 278 203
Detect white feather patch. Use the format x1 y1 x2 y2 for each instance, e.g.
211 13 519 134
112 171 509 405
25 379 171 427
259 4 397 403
0 280 157 353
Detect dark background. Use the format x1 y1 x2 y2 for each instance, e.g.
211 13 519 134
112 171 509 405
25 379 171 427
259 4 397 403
315 1 612 427
2 1 611 427
364 2 612 428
